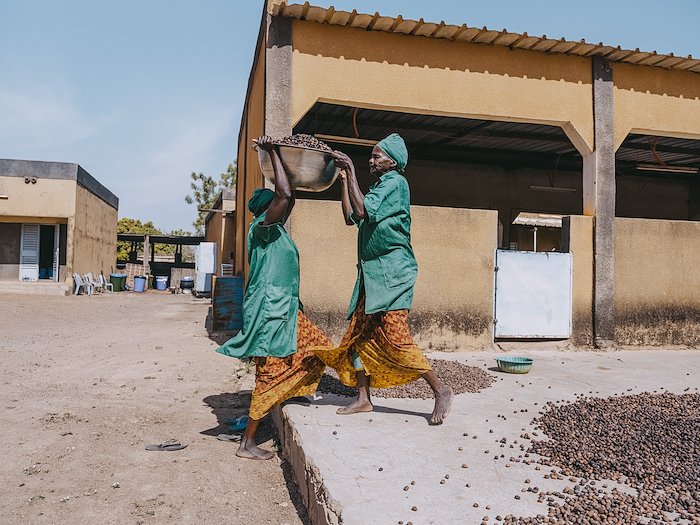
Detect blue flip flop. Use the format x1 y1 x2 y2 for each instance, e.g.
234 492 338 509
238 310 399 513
223 415 249 432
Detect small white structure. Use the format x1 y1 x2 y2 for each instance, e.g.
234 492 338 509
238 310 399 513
195 242 217 294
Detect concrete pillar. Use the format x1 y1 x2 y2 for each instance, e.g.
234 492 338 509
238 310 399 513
265 14 293 225
265 15 292 141
65 216 75 286
582 56 616 347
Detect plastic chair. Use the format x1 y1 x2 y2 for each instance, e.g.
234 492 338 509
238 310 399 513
84 272 104 293
98 273 114 292
73 273 94 296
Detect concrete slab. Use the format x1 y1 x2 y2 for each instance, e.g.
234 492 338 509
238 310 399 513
274 350 699 525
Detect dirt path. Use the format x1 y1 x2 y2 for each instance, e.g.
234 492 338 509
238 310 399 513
1 292 308 525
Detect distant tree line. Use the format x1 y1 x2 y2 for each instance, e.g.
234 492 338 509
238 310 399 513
185 162 237 234
116 218 194 262
116 161 237 262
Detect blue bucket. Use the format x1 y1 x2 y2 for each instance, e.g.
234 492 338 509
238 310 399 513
155 276 168 291
133 275 147 293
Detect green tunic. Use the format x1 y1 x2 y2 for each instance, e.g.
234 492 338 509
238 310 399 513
216 212 300 358
347 170 418 318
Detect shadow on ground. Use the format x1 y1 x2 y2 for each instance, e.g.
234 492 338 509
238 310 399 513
204 307 239 345
200 391 278 443
201 391 312 525
279 454 312 525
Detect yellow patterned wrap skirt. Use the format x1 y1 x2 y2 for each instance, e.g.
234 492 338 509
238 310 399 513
248 311 331 420
315 296 432 389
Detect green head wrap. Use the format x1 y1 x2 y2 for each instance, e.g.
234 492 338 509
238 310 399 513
376 133 408 173
247 188 275 217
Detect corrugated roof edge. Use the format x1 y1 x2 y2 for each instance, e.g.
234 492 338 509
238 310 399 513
268 0 700 74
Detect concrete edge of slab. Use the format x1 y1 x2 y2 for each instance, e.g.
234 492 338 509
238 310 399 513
272 406 343 525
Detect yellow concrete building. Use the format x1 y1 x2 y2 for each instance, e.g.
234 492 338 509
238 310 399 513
234 1 700 348
204 188 237 274
0 159 118 295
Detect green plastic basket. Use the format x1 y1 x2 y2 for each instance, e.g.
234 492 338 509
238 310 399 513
495 356 534 374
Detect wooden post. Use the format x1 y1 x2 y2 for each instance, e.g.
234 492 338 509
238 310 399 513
143 235 150 276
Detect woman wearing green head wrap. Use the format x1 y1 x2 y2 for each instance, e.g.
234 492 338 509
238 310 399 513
317 133 453 425
215 136 331 459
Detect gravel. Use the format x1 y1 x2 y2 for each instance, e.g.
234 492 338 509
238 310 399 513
275 134 332 152
318 358 495 399
504 391 700 524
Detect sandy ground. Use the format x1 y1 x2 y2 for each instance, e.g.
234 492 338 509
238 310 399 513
1 292 308 525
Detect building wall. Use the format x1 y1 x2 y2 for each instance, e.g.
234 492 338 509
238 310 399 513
205 214 237 272
562 216 594 346
290 199 498 348
614 218 700 346
71 185 118 278
290 21 594 154
222 215 236 269
235 39 267 276
0 176 77 218
613 63 700 149
303 153 584 249
0 174 74 282
0 222 21 279
205 213 223 264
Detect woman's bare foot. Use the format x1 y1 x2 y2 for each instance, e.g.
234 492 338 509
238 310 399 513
336 398 374 415
236 441 274 460
429 385 453 425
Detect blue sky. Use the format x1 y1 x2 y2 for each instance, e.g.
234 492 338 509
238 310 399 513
1 0 698 232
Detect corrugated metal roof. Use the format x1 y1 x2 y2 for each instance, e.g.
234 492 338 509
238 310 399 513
295 101 700 173
513 212 564 228
269 1 700 74
295 102 582 168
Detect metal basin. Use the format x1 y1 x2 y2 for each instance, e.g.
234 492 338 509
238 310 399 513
254 143 340 192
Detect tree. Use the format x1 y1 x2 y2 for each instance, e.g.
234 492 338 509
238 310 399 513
117 218 162 261
185 162 237 234
219 162 237 190
117 218 192 261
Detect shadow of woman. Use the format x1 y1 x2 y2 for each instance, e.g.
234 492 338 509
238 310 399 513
200 391 312 524
200 391 272 444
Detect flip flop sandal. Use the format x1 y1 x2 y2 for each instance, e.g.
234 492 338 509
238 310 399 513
145 439 188 451
216 433 242 442
223 416 249 432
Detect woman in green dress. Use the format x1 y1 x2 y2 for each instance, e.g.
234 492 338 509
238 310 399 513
215 136 331 459
318 133 453 425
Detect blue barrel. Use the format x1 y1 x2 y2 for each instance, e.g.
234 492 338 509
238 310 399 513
133 275 147 293
212 276 244 331
155 276 168 290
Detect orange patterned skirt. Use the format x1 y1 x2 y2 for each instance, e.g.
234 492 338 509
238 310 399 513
315 296 432 389
248 310 331 420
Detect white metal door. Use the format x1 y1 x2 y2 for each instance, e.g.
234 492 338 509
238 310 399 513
494 250 572 338
195 242 217 293
19 223 40 281
53 225 60 282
